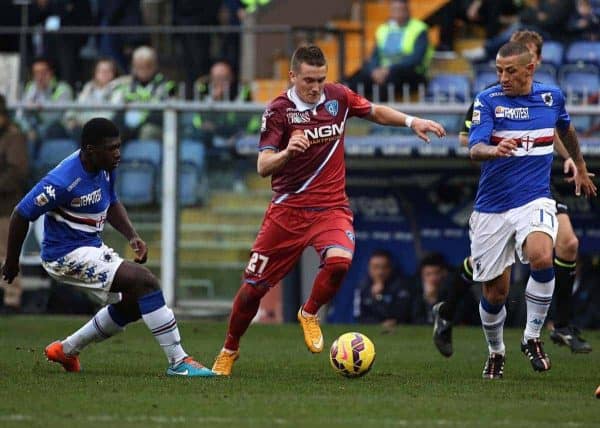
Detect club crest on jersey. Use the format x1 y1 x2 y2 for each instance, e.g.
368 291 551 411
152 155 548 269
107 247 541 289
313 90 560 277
286 109 311 124
345 230 355 242
542 92 553 106
522 136 535 151
325 100 338 116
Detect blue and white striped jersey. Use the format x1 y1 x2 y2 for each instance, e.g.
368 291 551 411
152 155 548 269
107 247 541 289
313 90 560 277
17 151 118 261
469 82 570 213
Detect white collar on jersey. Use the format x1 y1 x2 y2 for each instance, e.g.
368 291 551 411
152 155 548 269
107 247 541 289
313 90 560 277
287 87 326 114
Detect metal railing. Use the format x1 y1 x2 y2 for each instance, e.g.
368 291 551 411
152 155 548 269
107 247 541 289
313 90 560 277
10 102 600 306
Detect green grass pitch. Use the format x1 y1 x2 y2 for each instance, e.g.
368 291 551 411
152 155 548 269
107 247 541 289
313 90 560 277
1 316 598 428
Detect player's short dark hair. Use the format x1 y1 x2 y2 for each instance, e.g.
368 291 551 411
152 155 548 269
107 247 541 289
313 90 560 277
497 41 532 61
419 252 447 272
510 30 543 58
291 45 326 72
370 249 394 262
81 118 120 148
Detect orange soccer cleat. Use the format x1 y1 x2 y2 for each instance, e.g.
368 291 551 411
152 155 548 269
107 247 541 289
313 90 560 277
297 306 324 353
211 349 240 376
44 341 81 372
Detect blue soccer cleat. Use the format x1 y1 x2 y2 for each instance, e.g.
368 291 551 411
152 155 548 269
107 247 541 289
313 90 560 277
166 357 216 377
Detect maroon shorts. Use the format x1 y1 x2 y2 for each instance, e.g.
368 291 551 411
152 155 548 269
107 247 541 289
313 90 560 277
243 204 355 287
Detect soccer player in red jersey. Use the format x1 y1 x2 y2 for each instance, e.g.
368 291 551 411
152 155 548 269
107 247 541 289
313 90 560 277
212 45 446 375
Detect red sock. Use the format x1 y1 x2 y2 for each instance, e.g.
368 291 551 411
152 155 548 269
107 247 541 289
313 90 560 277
224 282 268 350
303 257 351 315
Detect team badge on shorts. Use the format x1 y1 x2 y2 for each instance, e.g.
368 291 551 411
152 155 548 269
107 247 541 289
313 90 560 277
325 100 338 116
345 230 355 242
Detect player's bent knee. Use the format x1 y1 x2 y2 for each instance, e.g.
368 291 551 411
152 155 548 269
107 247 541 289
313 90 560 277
485 286 508 304
529 253 554 271
238 282 269 303
323 256 352 285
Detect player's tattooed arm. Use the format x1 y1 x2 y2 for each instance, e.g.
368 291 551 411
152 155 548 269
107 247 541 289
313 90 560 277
557 124 584 164
557 124 597 197
470 139 517 160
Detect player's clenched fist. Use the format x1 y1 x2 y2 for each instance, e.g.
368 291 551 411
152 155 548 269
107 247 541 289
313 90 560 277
286 129 311 157
494 138 518 157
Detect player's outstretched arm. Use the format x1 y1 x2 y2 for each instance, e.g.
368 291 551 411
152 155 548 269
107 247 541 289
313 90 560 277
1 210 30 283
107 202 147 263
365 104 446 143
557 124 597 197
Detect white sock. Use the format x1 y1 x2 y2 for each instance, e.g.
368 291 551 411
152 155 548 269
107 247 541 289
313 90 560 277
62 306 125 355
479 300 506 355
523 268 555 341
138 291 187 366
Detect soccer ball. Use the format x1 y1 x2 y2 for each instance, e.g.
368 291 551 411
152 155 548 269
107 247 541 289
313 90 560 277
329 332 376 378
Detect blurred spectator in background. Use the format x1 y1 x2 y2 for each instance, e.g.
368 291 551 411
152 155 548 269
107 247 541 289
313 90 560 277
111 46 176 141
435 0 524 52
65 58 118 138
411 253 478 325
173 0 221 98
21 57 73 148
29 0 93 86
194 61 250 102
98 0 147 73
354 249 412 331
567 0 600 41
0 94 28 313
463 0 574 61
219 0 246 76
184 61 258 148
345 0 433 101
411 253 449 324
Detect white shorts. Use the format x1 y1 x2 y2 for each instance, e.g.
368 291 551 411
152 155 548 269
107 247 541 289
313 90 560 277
42 244 124 304
469 197 558 282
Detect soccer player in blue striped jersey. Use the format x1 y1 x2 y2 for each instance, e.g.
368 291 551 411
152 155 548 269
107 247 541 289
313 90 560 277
433 30 595 357
467 42 596 379
1 118 214 377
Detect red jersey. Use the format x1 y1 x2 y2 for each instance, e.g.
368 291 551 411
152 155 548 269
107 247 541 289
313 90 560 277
258 83 372 208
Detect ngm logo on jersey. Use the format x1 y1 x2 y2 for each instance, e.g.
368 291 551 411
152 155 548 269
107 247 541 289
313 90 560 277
495 106 529 120
303 121 345 144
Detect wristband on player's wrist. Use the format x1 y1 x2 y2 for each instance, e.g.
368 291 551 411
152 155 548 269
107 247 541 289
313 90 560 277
404 115 415 128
